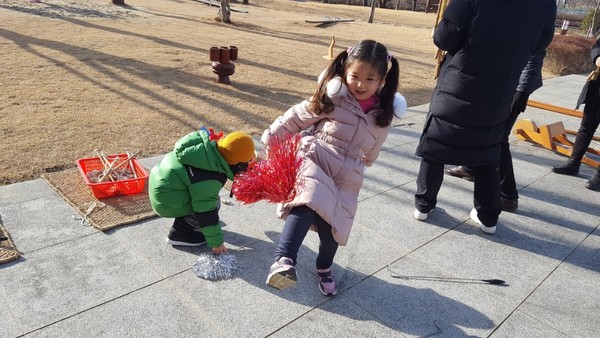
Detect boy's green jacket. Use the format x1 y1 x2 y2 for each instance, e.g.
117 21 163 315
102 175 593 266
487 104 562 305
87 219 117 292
148 130 235 248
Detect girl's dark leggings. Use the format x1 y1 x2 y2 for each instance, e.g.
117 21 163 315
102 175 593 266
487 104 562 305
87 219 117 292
274 205 339 270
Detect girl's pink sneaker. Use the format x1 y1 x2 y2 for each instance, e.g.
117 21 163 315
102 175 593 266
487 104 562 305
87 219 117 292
317 268 337 297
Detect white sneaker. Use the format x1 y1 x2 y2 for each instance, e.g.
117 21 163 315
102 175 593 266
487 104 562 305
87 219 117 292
414 208 429 221
470 208 496 235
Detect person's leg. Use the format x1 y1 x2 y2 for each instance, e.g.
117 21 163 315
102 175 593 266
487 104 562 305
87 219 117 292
500 110 520 200
166 216 206 246
553 109 600 175
415 158 444 216
586 166 600 191
274 205 316 263
267 205 316 290
472 163 501 230
314 217 339 297
314 218 339 270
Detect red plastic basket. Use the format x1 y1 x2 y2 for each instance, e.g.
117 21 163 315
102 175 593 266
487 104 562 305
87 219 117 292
77 154 149 199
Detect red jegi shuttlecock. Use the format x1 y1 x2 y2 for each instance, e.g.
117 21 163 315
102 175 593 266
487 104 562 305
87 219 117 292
232 133 304 204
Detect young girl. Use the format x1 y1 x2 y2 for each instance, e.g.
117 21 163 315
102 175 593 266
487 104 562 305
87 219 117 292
261 39 405 296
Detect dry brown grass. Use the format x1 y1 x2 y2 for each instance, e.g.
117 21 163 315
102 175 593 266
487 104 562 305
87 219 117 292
545 34 595 76
0 0 577 185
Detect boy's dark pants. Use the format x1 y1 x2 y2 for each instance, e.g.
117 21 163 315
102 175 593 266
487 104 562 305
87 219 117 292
172 215 206 241
171 199 221 240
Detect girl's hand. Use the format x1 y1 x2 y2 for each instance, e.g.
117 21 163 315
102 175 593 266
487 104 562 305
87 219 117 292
211 244 228 255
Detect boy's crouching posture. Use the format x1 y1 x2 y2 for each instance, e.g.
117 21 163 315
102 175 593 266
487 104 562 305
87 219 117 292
149 129 255 254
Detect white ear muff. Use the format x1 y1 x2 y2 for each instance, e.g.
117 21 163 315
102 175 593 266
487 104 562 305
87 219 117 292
326 77 347 98
393 93 407 118
317 69 327 84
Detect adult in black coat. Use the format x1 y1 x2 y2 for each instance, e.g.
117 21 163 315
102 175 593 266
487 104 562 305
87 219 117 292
444 51 549 213
414 0 557 234
552 38 600 191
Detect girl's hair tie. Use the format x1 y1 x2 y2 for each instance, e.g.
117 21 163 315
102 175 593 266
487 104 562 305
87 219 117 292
387 53 393 62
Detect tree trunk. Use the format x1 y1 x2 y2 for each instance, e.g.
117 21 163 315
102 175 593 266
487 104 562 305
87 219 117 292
593 3 600 37
220 0 231 24
112 0 125 5
368 0 376 23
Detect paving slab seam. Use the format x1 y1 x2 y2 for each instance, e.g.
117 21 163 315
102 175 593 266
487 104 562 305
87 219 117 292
491 228 600 336
326 293 410 337
14 272 190 337
357 179 416 203
264 306 326 336
491 310 572 338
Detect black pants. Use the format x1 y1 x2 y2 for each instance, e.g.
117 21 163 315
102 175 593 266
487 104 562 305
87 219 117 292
499 109 521 199
460 109 524 200
570 106 600 162
274 205 338 270
172 215 206 241
415 158 501 226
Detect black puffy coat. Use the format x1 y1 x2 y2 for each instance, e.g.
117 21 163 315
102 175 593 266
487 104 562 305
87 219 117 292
576 38 600 119
416 0 557 166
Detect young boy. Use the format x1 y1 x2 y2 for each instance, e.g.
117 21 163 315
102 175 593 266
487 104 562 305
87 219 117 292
149 129 255 254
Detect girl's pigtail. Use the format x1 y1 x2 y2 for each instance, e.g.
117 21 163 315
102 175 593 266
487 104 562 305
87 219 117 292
377 57 400 127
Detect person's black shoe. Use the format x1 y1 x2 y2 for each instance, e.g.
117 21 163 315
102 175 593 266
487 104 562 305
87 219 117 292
444 165 474 181
585 171 600 191
500 196 518 212
166 227 206 246
551 159 581 176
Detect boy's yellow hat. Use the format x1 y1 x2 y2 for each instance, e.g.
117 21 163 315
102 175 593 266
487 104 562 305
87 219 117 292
216 131 255 165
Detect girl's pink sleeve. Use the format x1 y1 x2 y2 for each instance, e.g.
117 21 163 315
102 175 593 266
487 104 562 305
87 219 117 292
261 100 322 145
364 126 390 167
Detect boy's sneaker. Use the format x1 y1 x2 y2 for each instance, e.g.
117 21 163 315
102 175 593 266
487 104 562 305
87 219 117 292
266 257 297 290
470 208 496 235
414 208 429 221
166 227 206 247
317 268 337 297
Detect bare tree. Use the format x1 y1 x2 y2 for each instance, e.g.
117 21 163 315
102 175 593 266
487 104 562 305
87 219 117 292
592 0 600 36
368 0 376 23
219 0 232 24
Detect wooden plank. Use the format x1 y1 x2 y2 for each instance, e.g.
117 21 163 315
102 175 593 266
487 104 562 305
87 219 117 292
305 18 355 24
527 99 583 118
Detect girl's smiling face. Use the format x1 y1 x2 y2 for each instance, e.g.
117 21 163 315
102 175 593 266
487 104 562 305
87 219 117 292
344 60 384 101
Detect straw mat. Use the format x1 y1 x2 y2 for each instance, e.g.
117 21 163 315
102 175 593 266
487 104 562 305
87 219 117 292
41 169 157 231
0 215 20 264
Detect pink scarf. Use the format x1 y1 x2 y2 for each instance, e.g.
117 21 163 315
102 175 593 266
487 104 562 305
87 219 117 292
357 96 377 113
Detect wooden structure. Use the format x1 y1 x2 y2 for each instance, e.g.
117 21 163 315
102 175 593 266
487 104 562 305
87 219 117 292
432 0 448 79
323 36 335 61
513 99 599 168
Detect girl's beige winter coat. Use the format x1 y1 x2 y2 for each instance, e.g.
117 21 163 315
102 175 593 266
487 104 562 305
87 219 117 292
261 88 389 245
